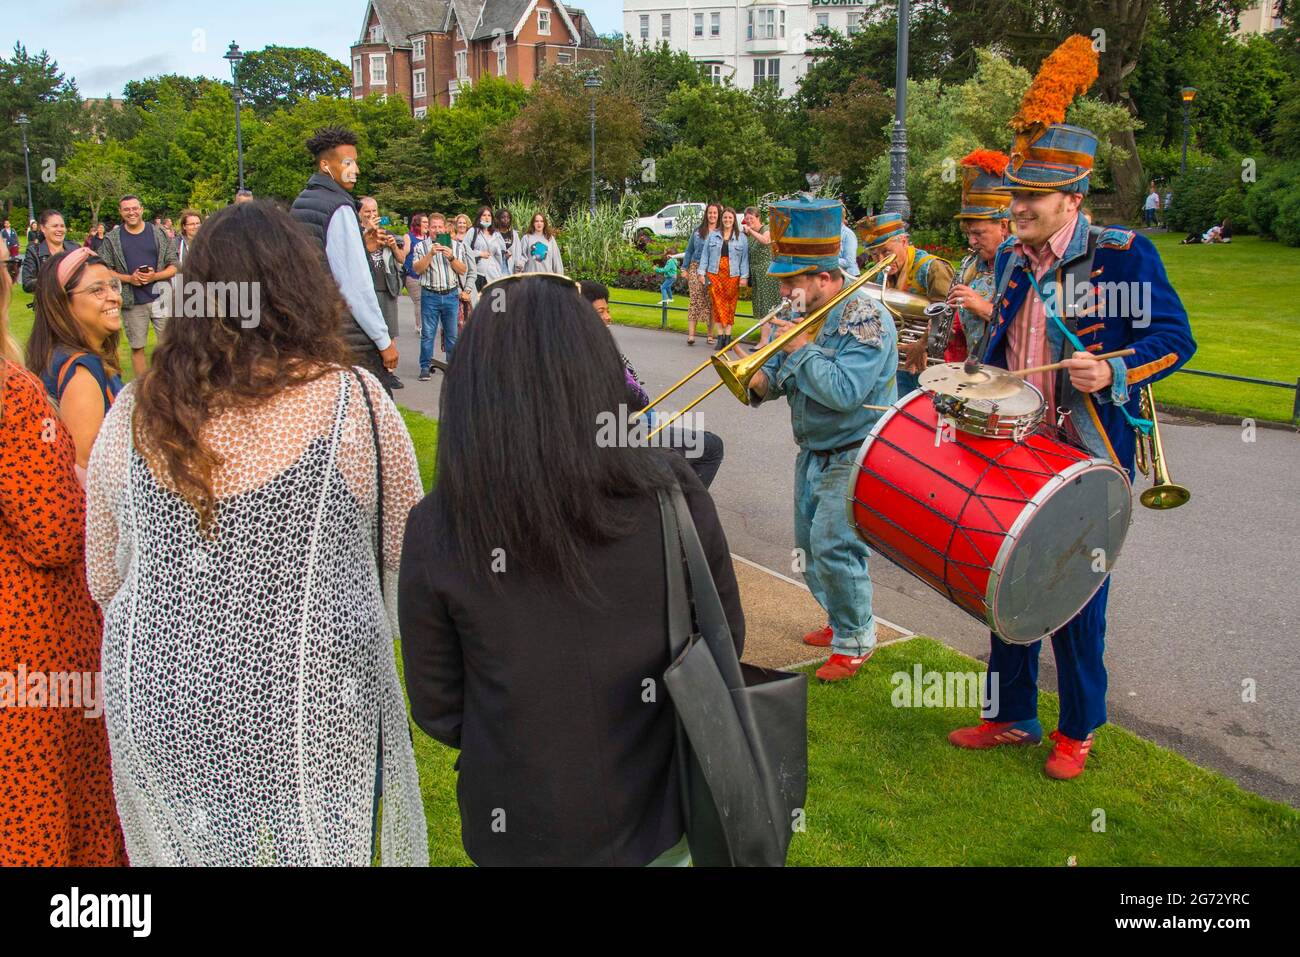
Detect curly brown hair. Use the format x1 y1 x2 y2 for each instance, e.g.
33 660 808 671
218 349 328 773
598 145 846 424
132 200 353 534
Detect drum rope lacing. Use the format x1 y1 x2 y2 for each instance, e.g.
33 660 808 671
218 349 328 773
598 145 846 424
850 403 1090 606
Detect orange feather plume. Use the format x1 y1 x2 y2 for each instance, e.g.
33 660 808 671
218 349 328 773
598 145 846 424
1010 34 1099 133
960 149 1010 177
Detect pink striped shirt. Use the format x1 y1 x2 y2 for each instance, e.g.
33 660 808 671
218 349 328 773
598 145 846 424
1005 214 1079 412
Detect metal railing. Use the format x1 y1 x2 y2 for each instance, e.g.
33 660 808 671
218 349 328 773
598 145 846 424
608 295 1300 424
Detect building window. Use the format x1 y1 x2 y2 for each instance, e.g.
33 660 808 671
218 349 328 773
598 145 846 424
557 51 572 64
538 9 551 34
369 54 386 85
369 23 383 43
457 50 467 78
414 106 427 118
753 57 779 87
413 69 426 97
661 13 671 38
352 56 362 86
753 9 776 41
780 10 786 38
815 12 828 30
413 38 425 62
639 14 649 40
706 63 723 85
848 15 862 36
496 43 507 77
694 13 703 37
711 12 721 36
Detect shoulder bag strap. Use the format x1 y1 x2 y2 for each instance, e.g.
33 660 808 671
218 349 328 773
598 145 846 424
351 370 385 589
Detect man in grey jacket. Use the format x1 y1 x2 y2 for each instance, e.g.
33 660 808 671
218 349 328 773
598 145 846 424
290 126 399 393
100 195 179 376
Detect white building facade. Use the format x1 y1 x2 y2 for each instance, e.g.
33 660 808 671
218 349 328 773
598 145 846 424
622 0 871 97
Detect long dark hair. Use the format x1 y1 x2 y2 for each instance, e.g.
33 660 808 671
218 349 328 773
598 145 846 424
435 277 672 593
133 200 352 533
698 202 722 239
26 249 122 381
472 204 495 235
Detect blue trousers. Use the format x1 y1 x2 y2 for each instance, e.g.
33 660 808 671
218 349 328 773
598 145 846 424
794 446 876 656
419 288 460 370
897 368 921 396
659 277 675 301
985 579 1110 740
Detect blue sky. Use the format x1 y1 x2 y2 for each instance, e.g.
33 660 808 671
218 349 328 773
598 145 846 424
4 0 626 98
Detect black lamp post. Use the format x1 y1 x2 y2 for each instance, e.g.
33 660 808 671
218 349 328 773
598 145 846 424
1179 86 1197 176
882 0 910 218
585 75 601 215
16 113 35 222
224 42 247 191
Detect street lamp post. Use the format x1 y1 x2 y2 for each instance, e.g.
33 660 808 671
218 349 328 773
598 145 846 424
882 0 911 218
585 75 601 216
16 113 35 223
1179 87 1197 176
224 42 247 191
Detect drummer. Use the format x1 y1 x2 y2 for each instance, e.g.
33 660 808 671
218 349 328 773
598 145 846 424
945 150 1012 362
746 196 898 682
947 35 1196 779
855 213 954 395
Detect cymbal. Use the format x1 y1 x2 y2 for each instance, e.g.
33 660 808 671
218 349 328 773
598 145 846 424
919 362 1025 401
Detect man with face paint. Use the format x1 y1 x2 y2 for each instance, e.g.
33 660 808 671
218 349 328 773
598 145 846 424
291 126 399 393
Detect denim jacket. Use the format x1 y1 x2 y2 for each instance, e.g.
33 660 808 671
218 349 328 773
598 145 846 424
683 230 708 270
698 230 749 282
752 288 898 450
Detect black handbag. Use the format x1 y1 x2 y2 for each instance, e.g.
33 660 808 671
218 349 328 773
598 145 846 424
658 483 808 867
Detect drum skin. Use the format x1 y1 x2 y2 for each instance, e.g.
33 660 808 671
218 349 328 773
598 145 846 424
848 391 1133 644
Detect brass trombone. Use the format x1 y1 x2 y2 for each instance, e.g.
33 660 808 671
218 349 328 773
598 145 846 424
1134 384 1191 510
634 257 896 439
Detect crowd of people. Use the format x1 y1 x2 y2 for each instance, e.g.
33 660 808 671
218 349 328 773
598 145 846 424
1 31 1200 869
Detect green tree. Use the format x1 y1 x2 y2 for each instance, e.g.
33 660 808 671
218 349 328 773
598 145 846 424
654 83 796 210
0 44 83 214
123 81 195 214
423 75 529 206
808 77 893 206
235 46 352 116
57 140 134 224
483 69 644 210
600 40 707 158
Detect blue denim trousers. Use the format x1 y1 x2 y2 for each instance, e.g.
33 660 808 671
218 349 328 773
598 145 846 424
897 368 921 396
659 277 675 301
419 288 460 370
794 446 876 656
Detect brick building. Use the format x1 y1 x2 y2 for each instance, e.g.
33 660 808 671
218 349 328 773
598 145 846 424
351 0 611 117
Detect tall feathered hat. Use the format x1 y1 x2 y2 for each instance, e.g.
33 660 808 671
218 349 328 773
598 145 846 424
1002 35 1100 194
956 150 1011 220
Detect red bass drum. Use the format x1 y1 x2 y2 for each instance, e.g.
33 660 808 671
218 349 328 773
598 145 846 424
847 391 1132 644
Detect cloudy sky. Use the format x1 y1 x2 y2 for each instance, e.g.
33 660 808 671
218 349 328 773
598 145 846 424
4 0 626 98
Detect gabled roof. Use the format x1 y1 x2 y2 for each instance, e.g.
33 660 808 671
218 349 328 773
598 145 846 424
358 0 448 47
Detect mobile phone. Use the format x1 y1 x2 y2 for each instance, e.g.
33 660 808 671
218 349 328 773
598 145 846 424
436 232 451 248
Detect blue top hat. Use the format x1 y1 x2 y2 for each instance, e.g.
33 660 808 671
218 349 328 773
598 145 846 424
767 196 845 277
1001 123 1098 194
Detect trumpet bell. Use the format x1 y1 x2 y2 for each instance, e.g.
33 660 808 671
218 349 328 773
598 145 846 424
711 351 756 405
1140 483 1191 510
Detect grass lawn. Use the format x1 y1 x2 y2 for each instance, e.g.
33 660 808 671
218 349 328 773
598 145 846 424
609 233 1300 424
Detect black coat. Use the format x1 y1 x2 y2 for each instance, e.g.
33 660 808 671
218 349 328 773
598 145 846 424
21 241 56 293
398 453 745 866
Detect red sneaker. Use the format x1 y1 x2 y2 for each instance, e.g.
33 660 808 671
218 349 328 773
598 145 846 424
802 625 833 647
1044 730 1094 780
947 718 1043 749
815 651 874 682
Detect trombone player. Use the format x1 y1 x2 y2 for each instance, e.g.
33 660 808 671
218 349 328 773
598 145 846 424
745 196 898 682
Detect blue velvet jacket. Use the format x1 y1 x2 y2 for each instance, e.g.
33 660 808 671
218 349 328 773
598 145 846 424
980 217 1196 478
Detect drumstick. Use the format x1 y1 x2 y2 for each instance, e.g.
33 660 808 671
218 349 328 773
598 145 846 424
1011 349 1135 378
863 404 892 412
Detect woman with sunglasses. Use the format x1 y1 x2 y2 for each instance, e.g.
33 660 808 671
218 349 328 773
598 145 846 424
26 248 124 480
399 272 745 867
0 244 128 866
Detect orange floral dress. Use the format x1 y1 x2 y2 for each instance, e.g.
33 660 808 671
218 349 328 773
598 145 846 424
707 254 740 332
0 362 127 866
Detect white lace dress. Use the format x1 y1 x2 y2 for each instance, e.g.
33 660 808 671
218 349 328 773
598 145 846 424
85 369 428 866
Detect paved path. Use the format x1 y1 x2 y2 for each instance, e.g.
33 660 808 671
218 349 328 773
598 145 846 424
390 300 1300 805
